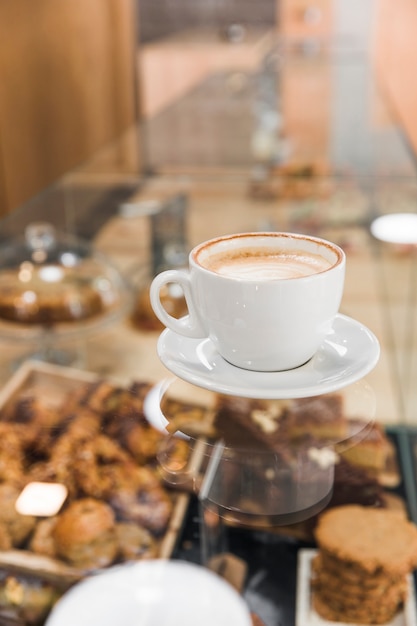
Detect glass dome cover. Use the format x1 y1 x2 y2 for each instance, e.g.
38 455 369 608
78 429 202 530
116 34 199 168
0 223 130 340
145 376 377 525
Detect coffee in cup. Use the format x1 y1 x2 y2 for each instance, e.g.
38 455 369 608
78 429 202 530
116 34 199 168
150 232 346 372
198 243 332 280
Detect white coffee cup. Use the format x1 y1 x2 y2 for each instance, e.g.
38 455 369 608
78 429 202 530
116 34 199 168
150 232 346 371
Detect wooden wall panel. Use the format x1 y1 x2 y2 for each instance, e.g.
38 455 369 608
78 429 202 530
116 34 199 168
0 0 138 215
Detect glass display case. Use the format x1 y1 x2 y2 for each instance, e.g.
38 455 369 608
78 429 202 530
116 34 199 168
1 31 417 626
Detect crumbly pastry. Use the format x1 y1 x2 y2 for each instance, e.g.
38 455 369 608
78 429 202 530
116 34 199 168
0 424 25 485
0 573 60 625
211 391 401 531
0 523 12 551
109 466 173 535
329 457 386 509
53 498 118 570
0 484 36 547
75 380 119 412
314 575 407 609
312 591 404 625
314 505 417 575
0 376 178 568
213 394 288 450
312 552 403 589
212 392 396 478
213 393 348 450
34 381 174 548
0 375 189 625
115 522 158 560
71 434 136 499
312 505 417 624
29 518 58 559
337 419 394 472
281 394 347 441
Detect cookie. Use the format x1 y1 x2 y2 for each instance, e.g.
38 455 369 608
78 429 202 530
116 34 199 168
311 505 417 624
314 505 417 576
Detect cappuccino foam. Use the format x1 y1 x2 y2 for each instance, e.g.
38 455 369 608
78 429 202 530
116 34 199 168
203 249 332 280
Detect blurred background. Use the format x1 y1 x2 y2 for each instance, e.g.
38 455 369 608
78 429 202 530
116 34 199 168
0 0 416 425
0 0 415 223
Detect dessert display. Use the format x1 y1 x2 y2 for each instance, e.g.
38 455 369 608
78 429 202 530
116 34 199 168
211 392 398 486
0 365 191 625
164 389 397 484
0 277 402 626
312 505 417 624
148 229 415 626
0 272 104 325
0 379 187 563
159 382 401 537
0 223 129 340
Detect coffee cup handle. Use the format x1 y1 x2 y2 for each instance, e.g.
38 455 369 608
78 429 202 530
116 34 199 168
150 269 206 338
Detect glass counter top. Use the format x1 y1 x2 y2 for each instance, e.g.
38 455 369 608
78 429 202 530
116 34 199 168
0 36 416 427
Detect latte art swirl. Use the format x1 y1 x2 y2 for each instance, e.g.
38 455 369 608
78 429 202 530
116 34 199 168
204 250 332 280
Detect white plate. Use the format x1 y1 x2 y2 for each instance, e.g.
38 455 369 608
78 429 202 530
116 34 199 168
157 314 380 399
296 549 417 626
45 560 252 626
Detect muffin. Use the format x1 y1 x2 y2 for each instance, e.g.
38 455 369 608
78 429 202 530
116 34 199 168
53 498 118 570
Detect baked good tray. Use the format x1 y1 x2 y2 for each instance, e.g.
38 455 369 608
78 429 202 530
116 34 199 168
0 360 415 626
174 425 417 626
0 361 192 626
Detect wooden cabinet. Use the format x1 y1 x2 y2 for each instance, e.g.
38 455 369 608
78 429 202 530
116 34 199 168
0 0 138 216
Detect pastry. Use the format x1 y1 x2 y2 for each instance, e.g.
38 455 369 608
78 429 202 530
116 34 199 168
328 457 386 509
312 505 417 623
314 505 417 575
0 523 12 551
337 420 394 472
0 573 60 625
0 424 25 485
72 434 136 499
0 484 36 546
281 394 347 441
213 394 288 450
29 518 58 559
115 522 158 560
53 498 118 570
109 467 173 535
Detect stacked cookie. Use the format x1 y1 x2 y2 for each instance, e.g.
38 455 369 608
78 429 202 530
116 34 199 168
312 505 417 624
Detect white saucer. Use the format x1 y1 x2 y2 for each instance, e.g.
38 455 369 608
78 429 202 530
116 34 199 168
157 314 380 399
